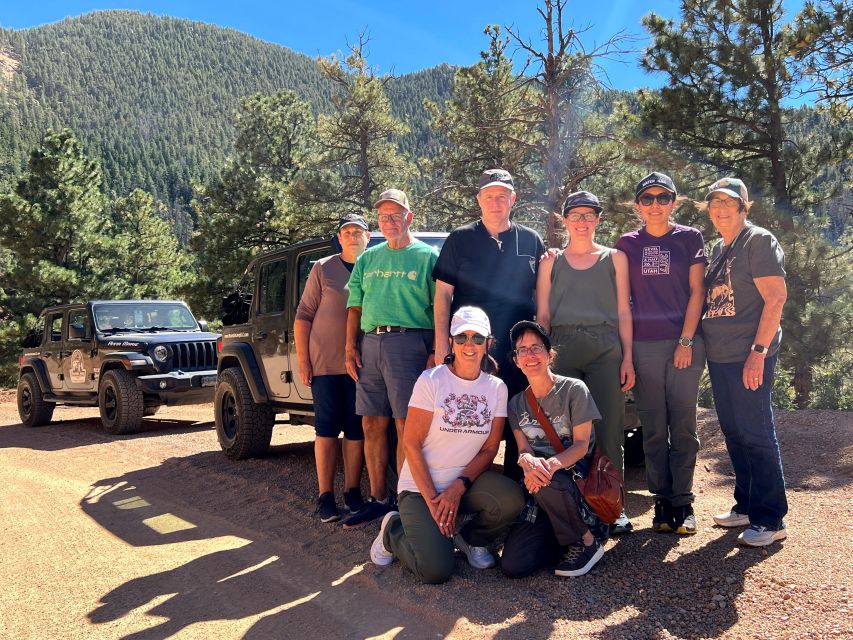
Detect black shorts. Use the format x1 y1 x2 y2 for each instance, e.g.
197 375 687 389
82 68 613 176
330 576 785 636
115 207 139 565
312 374 363 440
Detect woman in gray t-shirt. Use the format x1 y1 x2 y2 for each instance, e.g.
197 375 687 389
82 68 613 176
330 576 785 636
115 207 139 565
501 320 605 579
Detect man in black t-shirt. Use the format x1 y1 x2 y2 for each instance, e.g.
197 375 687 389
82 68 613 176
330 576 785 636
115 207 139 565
433 169 545 480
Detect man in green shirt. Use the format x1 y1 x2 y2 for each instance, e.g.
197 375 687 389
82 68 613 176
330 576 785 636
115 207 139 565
344 188 438 527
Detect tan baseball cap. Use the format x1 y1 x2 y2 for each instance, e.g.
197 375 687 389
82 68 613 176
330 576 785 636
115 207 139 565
373 188 410 210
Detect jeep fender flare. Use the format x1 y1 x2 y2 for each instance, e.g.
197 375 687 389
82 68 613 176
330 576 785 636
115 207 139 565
19 358 51 394
100 352 155 377
217 342 269 404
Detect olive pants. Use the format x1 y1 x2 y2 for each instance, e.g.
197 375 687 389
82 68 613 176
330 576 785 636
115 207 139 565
384 471 523 584
551 324 625 476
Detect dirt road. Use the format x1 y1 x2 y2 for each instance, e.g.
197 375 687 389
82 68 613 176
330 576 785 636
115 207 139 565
1 390 851 639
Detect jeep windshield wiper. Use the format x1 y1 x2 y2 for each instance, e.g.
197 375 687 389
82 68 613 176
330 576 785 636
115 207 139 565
136 326 176 332
100 327 139 334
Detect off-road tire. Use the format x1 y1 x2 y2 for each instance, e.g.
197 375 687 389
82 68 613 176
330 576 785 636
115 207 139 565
17 372 55 427
99 369 144 435
215 367 274 459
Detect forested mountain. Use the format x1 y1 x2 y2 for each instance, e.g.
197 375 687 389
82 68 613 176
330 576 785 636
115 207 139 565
0 11 454 207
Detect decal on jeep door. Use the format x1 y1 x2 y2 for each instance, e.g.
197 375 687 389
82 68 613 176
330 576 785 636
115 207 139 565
69 350 87 384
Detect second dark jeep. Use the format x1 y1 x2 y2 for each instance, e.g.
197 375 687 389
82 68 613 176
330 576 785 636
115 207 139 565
17 300 219 434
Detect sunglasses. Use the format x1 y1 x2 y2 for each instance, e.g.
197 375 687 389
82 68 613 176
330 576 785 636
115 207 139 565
452 333 488 345
638 193 674 206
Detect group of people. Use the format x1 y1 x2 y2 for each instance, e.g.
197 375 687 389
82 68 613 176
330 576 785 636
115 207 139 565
295 168 789 584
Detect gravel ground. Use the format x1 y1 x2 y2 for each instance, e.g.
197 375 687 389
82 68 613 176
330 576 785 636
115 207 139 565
1 388 851 639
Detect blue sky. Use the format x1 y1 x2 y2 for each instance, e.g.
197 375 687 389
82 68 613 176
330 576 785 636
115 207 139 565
1 0 807 91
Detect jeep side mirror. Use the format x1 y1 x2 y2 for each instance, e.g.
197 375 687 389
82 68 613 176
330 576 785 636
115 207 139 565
68 323 86 340
198 319 209 332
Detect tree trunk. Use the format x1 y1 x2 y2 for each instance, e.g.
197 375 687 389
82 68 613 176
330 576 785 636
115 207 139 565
794 361 813 409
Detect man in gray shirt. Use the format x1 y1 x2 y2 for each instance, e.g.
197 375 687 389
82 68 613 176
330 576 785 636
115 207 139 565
295 214 370 523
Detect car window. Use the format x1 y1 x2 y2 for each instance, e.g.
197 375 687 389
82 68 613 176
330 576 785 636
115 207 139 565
49 313 63 342
296 248 334 305
258 258 288 314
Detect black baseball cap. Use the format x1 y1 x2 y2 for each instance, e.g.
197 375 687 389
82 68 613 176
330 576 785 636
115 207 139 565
338 213 369 231
478 169 515 192
509 320 551 351
562 190 602 215
635 172 677 201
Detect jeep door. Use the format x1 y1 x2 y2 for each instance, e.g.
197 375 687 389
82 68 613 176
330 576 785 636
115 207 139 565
43 312 65 391
254 255 292 399
62 306 96 392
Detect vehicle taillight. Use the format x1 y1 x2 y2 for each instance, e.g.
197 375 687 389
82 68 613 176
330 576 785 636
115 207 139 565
19 356 24 366
217 337 223 353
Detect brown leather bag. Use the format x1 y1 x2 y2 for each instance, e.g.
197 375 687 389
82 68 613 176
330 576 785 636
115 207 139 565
524 387 624 524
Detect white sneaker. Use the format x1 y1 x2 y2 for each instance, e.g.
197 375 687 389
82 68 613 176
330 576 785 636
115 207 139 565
713 509 750 528
369 511 399 566
738 524 787 547
453 533 495 569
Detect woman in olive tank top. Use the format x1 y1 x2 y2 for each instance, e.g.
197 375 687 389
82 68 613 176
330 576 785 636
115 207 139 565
535 190 636 534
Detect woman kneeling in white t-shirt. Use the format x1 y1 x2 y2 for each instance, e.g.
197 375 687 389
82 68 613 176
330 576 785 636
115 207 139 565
369 306 524 583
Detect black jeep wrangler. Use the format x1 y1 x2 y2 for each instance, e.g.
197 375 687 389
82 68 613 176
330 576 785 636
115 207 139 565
17 300 219 434
215 233 447 459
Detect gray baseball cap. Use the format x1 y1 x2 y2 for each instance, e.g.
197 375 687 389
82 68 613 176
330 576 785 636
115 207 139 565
478 169 515 192
338 213 369 231
562 190 602 215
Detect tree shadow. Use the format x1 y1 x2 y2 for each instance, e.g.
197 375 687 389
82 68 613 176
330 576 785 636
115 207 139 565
0 418 212 452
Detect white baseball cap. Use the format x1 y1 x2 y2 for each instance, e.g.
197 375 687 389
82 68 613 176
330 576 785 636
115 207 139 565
450 306 491 337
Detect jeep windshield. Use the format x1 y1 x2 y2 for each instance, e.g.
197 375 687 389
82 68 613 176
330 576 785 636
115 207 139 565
93 303 199 332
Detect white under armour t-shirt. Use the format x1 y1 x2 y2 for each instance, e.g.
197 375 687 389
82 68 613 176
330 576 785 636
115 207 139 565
397 364 508 494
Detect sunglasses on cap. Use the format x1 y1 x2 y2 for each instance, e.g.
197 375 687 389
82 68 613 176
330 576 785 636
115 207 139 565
452 334 488 345
638 193 674 206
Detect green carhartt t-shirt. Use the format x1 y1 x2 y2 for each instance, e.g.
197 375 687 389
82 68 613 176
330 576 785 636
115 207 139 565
346 240 438 331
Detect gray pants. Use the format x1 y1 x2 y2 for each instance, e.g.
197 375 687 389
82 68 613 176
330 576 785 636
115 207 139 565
633 337 705 507
385 471 523 584
501 471 589 578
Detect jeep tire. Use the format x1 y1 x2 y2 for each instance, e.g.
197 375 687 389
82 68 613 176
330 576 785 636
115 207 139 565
215 367 274 459
99 369 144 435
17 372 55 427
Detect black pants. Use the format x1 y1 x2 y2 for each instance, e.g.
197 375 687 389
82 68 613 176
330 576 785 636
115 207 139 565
495 352 527 481
501 471 589 578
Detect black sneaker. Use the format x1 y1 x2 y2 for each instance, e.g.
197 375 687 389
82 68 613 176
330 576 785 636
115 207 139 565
653 498 674 533
554 540 604 577
344 487 365 514
316 492 341 523
673 504 697 535
342 497 390 528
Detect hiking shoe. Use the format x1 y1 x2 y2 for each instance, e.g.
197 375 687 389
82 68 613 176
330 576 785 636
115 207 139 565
612 511 633 535
554 540 604 577
713 508 750 528
738 524 787 547
653 498 674 533
369 511 399 566
342 497 389 528
453 533 496 569
344 487 365 514
674 504 697 535
316 492 340 523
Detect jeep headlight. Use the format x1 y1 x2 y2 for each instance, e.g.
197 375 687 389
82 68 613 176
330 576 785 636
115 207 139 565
153 345 169 363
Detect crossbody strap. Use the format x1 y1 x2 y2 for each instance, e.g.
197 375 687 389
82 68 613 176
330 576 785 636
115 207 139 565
524 386 565 454
704 227 748 289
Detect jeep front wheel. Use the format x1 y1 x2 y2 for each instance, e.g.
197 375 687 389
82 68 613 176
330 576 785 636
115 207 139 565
215 367 274 459
99 370 144 435
17 373 55 427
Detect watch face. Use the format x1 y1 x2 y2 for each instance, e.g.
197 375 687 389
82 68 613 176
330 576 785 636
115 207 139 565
679 338 693 347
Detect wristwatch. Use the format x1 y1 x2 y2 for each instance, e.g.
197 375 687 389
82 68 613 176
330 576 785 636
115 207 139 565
751 343 767 354
678 336 694 348
458 475 472 490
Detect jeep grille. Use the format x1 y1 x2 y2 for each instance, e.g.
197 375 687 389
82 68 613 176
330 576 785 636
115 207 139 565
171 341 217 371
